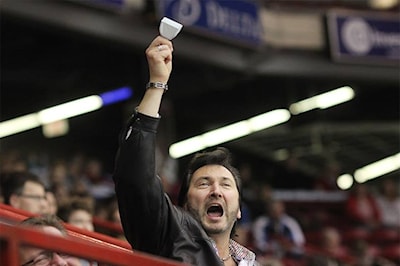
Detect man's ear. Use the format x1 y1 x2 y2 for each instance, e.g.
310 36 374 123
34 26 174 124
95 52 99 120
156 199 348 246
237 209 241 220
9 194 21 208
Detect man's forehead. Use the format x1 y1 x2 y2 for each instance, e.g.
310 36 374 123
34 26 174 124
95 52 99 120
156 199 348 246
20 245 43 261
23 181 44 192
192 176 236 184
191 165 234 179
39 225 64 236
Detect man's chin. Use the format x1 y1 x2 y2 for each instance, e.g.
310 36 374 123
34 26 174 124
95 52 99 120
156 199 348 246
201 219 226 235
204 226 224 235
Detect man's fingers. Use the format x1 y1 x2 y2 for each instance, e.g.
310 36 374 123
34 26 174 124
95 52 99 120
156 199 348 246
157 44 169 52
150 36 173 51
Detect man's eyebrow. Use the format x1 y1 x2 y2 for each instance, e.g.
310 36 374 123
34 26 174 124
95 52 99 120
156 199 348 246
194 177 210 182
191 176 212 185
221 177 235 182
34 250 49 257
22 250 48 266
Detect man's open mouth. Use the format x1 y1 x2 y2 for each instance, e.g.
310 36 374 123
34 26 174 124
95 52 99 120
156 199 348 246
207 204 223 217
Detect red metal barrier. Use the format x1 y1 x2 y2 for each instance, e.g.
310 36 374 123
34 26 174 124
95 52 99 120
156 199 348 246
0 223 185 266
0 203 131 250
93 216 124 235
0 204 186 266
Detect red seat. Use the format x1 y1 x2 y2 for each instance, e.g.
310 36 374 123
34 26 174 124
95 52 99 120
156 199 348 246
281 257 307 266
380 244 400 262
304 231 321 245
368 228 400 245
342 228 370 245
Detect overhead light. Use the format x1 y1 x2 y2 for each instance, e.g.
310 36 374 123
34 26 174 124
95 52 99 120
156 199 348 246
289 86 355 115
0 86 132 138
38 96 102 124
368 0 399 9
202 121 251 147
337 174 354 190
0 114 40 138
354 153 400 183
100 86 132 106
169 109 290 158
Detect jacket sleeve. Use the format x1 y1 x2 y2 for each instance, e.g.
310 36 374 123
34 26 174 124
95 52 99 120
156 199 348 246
113 111 170 254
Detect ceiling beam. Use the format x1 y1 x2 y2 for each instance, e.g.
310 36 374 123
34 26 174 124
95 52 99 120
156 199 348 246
2 0 398 83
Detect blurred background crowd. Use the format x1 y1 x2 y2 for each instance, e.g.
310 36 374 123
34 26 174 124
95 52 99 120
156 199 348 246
1 0 399 265
0 148 398 266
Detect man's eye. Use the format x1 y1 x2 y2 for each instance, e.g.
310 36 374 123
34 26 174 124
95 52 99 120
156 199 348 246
222 183 231 187
33 256 50 266
198 182 209 187
35 255 48 261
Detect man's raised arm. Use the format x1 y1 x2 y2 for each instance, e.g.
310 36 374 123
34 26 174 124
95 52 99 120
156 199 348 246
113 36 174 253
138 36 173 117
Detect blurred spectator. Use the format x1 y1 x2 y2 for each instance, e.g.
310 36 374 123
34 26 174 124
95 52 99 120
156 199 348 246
239 162 259 205
308 226 352 265
103 197 125 240
350 239 396 266
314 161 341 191
252 199 305 259
107 198 121 226
57 197 97 266
57 198 98 266
46 190 58 215
68 153 86 182
345 183 381 230
375 178 400 229
1 171 49 215
230 163 259 247
81 158 114 202
308 254 345 266
0 149 28 173
252 182 274 219
48 160 72 191
320 227 350 259
238 162 272 221
233 201 253 247
19 214 81 266
51 182 72 210
26 151 50 187
57 197 95 232
50 158 88 198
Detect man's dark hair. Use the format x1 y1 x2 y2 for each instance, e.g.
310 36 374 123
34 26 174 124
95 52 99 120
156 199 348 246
177 147 242 237
1 171 45 204
57 197 94 222
20 214 67 235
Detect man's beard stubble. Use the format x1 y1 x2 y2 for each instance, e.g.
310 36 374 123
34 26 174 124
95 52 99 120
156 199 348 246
185 202 238 235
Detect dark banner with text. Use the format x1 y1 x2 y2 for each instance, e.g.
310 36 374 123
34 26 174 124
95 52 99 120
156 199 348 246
328 9 399 66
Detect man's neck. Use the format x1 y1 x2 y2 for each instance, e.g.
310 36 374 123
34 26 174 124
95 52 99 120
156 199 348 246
210 233 231 259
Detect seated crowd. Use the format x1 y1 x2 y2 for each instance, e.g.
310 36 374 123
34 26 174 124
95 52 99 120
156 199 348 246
0 149 399 266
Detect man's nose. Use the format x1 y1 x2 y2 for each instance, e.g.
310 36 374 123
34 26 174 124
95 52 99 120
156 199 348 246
40 198 49 208
51 253 68 266
210 184 222 198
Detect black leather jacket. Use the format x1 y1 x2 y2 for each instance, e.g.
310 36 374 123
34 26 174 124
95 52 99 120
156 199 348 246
113 112 256 266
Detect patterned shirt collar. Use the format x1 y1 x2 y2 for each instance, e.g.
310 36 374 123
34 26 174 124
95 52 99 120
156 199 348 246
229 239 256 263
211 238 257 265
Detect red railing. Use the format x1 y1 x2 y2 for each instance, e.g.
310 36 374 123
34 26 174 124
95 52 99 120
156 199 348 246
0 204 186 266
93 216 124 235
0 203 131 250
